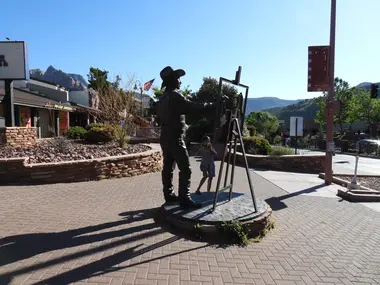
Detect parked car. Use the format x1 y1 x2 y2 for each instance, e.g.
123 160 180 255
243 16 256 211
356 139 380 155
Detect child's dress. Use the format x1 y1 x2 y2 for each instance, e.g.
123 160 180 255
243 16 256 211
200 146 215 178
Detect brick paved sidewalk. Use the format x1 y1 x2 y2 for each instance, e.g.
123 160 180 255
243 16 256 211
0 157 380 285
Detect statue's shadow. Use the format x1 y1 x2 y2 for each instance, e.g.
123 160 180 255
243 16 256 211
164 192 244 221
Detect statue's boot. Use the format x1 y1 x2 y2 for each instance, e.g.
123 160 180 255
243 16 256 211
180 198 202 209
164 192 179 203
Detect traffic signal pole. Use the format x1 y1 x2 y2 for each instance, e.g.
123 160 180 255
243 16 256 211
324 0 336 185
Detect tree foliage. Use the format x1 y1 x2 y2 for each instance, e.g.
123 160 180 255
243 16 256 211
246 111 279 138
192 77 237 103
85 67 138 147
314 96 326 130
185 77 238 141
347 88 380 136
87 67 110 92
314 77 380 137
331 78 354 131
314 77 355 132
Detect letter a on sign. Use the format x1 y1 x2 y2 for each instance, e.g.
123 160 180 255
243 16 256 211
307 46 329 92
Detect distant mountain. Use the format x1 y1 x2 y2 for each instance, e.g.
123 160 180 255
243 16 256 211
29 65 88 91
264 99 318 121
68 73 88 88
356 82 380 92
263 81 380 122
245 97 303 114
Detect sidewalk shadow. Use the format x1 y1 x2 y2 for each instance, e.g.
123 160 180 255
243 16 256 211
0 208 160 282
0 206 209 285
29 236 208 285
266 184 326 211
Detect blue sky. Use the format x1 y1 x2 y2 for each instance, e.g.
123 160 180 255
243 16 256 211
2 0 379 99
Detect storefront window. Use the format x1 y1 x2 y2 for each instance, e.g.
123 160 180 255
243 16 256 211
59 111 69 135
48 109 56 136
18 106 32 127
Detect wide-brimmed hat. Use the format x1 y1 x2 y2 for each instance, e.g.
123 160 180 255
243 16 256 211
160 66 186 81
201 135 211 143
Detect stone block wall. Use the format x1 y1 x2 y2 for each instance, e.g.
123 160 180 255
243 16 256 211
188 143 325 173
1 127 37 147
0 145 162 185
0 128 5 145
236 152 325 173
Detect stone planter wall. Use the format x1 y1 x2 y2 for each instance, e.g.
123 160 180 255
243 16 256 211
0 144 162 185
0 127 37 147
236 152 325 173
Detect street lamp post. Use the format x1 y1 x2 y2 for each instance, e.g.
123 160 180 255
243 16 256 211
134 81 144 118
324 0 337 185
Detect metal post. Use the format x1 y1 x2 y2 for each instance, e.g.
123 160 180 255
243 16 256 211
4 80 15 127
212 78 224 145
140 87 144 118
325 0 336 185
295 118 298 155
235 119 258 212
352 155 359 184
229 134 238 200
56 110 60 136
213 115 233 212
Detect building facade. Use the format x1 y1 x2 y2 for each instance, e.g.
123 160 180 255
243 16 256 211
0 78 73 138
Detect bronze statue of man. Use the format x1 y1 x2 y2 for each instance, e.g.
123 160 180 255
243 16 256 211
155 66 215 208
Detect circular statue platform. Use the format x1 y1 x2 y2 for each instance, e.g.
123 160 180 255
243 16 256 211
158 192 272 239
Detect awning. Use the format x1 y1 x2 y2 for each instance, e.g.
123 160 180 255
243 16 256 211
0 88 75 112
69 102 101 113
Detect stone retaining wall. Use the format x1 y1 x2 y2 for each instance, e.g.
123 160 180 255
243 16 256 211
0 127 37 147
0 144 162 185
188 143 324 173
236 152 325 173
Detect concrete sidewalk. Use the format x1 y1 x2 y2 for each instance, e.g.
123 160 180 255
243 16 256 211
252 169 380 213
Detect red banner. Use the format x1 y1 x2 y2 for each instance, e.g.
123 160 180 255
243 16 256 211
59 111 69 135
308 46 329 92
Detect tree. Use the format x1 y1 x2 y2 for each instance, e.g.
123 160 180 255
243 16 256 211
87 67 110 92
314 77 355 133
192 77 237 103
348 88 380 137
86 67 138 147
246 111 279 138
92 86 137 147
181 85 193 97
111 75 122 90
331 78 354 132
151 85 192 101
185 77 238 142
148 85 193 119
314 95 326 132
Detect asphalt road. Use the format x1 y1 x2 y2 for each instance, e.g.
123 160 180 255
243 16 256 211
294 148 380 175
332 153 380 175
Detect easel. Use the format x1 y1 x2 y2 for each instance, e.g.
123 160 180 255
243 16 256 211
211 67 258 212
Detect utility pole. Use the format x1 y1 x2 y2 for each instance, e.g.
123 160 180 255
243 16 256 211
324 0 336 185
140 86 144 118
134 81 144 118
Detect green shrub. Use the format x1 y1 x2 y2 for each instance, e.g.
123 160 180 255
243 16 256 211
186 120 212 142
242 136 272 155
273 135 281 145
67 126 87 139
84 124 116 143
85 123 107 131
270 146 295 155
247 125 257 136
113 125 130 148
300 136 310 148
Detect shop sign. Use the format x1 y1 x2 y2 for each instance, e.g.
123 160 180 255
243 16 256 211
44 102 73 111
